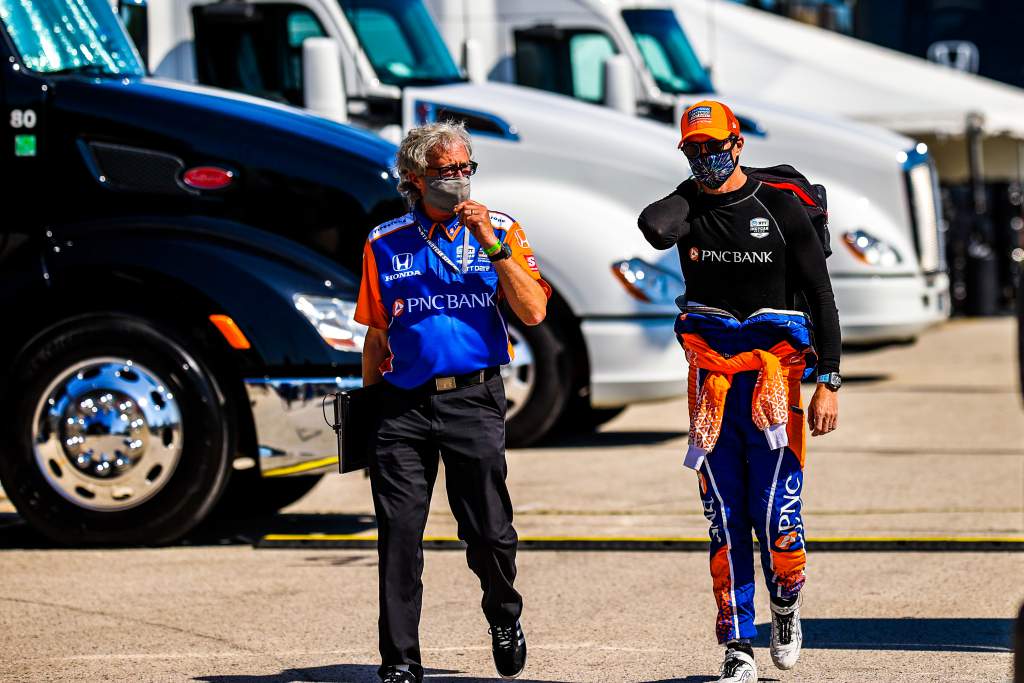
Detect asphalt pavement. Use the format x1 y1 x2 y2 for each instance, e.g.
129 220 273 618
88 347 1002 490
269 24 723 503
0 317 1021 682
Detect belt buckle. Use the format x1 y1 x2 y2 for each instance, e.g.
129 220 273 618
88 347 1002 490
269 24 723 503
435 376 457 392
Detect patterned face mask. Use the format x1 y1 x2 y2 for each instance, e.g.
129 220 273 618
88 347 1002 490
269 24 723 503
688 149 737 190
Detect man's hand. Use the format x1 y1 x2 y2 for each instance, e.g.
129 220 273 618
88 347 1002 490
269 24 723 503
454 200 498 248
807 384 838 436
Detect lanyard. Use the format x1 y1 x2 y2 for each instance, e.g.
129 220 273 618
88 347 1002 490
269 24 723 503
416 221 470 274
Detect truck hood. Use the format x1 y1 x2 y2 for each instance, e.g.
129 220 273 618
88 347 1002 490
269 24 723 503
675 0 1024 140
407 80 693 198
54 75 398 175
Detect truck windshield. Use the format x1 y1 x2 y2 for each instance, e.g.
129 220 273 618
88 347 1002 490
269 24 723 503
0 0 144 76
338 0 463 86
621 9 712 95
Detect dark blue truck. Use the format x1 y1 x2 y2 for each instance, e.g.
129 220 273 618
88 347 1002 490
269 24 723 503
0 0 404 544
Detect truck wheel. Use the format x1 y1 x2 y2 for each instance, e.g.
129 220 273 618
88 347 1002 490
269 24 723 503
502 318 570 447
0 315 232 546
214 472 324 518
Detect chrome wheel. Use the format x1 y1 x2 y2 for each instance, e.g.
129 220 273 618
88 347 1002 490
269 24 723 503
501 325 535 421
31 358 184 511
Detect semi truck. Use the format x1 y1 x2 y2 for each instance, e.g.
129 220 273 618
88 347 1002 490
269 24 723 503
0 0 403 544
128 0 733 446
668 0 1024 314
424 0 951 345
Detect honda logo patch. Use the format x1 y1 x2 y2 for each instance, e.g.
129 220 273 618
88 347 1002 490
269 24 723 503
392 253 413 271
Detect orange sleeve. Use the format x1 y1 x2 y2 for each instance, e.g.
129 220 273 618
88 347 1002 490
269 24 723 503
354 240 389 329
505 222 552 298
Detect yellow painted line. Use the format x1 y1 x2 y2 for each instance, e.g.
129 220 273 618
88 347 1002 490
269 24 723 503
260 533 1024 544
261 456 338 478
807 536 1024 543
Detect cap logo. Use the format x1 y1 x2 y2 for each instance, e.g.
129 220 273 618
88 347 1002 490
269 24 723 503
687 106 713 124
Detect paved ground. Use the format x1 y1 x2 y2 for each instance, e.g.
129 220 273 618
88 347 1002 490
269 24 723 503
1 318 1022 682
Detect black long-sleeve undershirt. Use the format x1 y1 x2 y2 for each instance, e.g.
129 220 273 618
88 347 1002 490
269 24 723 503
639 176 841 374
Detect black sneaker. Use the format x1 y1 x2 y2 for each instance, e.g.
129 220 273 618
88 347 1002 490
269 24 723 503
489 620 527 679
379 666 418 683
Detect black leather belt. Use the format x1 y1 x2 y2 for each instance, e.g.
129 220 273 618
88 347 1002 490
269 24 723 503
419 367 499 393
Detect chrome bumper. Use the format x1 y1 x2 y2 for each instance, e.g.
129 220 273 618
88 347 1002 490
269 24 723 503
244 376 360 478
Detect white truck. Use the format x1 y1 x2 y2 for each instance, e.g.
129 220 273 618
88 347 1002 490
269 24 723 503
129 0 703 446
424 0 951 345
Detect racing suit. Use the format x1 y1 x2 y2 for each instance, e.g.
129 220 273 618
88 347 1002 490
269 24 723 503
639 175 840 643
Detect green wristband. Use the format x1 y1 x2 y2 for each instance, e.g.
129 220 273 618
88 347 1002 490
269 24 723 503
483 240 503 256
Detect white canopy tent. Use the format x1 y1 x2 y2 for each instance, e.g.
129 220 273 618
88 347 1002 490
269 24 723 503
675 0 1024 180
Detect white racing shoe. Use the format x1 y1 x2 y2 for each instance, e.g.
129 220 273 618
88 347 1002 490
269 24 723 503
718 646 757 683
769 594 803 670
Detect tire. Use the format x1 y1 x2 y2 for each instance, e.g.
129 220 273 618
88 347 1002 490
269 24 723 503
502 317 571 448
214 472 324 519
0 314 232 546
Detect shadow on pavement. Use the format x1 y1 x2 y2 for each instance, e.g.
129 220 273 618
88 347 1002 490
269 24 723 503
750 617 1014 653
0 512 376 549
193 664 567 682
535 430 687 450
188 512 377 546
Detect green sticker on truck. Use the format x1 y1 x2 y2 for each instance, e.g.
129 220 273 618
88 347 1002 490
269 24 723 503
14 134 36 157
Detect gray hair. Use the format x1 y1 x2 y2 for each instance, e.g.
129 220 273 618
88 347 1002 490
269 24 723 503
396 121 473 205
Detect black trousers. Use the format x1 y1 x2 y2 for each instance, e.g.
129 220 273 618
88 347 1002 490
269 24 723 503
370 374 522 679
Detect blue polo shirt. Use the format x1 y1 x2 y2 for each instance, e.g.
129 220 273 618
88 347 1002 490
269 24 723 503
355 206 550 389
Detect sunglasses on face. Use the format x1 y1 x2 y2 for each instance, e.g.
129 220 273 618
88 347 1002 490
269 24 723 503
425 161 479 178
680 136 739 159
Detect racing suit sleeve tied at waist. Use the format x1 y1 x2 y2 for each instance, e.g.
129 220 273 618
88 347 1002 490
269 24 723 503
681 333 806 470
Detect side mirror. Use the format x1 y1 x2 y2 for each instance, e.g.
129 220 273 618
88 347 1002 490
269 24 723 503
303 37 348 123
462 38 486 84
603 54 636 116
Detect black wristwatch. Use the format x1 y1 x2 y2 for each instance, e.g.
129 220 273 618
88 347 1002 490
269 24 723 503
816 372 842 392
487 242 513 262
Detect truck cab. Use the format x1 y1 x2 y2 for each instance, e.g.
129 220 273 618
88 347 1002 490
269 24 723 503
425 0 951 345
136 0 712 445
0 0 402 544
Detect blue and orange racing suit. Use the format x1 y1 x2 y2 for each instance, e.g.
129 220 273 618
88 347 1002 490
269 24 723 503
677 305 816 644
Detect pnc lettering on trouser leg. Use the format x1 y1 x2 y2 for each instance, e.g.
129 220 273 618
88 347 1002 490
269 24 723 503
697 372 807 644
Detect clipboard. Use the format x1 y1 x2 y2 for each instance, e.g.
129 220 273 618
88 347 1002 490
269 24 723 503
329 383 384 473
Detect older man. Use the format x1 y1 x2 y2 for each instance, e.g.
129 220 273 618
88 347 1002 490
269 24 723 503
355 121 548 683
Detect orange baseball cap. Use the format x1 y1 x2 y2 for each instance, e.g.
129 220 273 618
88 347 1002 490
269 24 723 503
679 100 741 146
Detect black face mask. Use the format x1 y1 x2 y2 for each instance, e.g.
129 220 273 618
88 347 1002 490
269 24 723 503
688 149 738 190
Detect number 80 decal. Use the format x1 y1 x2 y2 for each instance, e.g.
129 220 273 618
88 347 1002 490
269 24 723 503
10 109 37 128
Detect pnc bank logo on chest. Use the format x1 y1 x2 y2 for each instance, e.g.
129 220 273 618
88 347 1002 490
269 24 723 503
750 217 770 239
404 292 497 313
385 252 422 282
693 248 774 264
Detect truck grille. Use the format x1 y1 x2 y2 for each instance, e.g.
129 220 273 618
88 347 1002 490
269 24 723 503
905 162 945 273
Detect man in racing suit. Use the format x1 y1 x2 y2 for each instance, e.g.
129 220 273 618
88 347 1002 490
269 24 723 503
639 100 841 682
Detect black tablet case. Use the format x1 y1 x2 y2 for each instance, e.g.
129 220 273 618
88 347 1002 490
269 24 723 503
333 383 383 473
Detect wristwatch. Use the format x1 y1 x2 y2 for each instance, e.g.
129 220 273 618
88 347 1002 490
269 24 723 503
817 372 842 392
487 242 513 262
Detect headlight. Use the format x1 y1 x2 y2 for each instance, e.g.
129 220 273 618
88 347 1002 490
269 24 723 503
842 230 902 267
293 294 366 351
611 258 684 304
